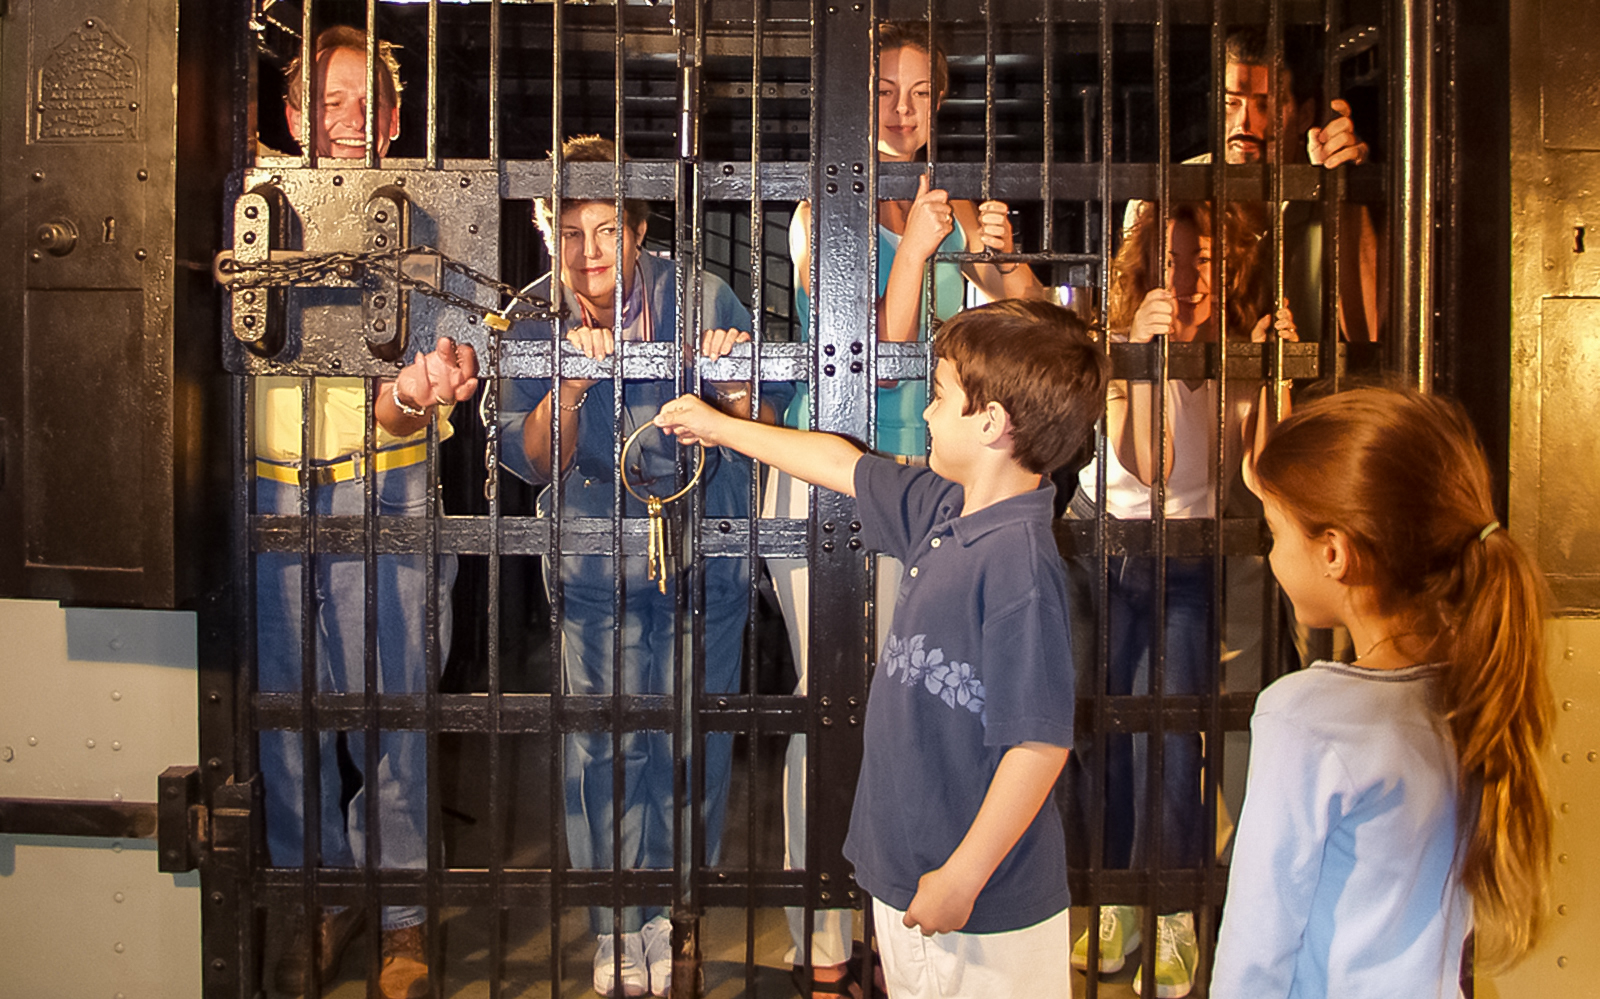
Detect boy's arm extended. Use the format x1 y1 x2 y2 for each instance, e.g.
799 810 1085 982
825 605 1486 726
902 741 1070 935
654 394 864 497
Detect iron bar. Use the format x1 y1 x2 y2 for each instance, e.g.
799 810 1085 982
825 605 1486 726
546 0 570 986
421 6 446 989
365 0 379 169
604 1 628 987
1140 0 1174 985
293 361 323 999
741 0 768 992
1322 0 1343 380
298 1 313 168
1043 8 1055 258
675 0 710 976
984 0 997 208
485 2 508 994
1086 0 1116 991
0 798 159 839
1394 0 1434 386
427 0 440 169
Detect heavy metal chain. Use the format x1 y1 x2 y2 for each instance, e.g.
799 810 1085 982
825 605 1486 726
482 328 502 505
218 245 565 503
216 244 563 325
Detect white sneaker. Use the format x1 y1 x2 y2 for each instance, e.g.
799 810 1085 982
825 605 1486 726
593 931 648 998
1071 904 1141 974
641 915 673 996
1131 912 1197 998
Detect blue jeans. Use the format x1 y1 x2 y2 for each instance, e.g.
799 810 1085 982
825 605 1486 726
256 462 456 931
1083 555 1213 874
550 549 747 935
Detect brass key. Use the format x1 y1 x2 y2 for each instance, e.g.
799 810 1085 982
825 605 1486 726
622 423 706 595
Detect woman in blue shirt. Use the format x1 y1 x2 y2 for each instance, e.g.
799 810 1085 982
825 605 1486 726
496 135 791 999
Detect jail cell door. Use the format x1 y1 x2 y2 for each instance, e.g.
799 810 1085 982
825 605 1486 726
0 0 1487 997
0 0 222 606
206 3 880 998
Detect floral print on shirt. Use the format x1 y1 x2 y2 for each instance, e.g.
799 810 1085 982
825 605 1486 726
881 633 986 720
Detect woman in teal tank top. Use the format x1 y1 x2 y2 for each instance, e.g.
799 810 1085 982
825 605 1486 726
787 217 966 455
785 20 1045 458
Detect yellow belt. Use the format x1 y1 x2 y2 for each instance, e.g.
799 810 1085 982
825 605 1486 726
255 442 429 486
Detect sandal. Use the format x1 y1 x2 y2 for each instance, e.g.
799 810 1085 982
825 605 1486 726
789 963 862 999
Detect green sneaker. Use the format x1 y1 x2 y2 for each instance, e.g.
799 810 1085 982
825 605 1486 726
1070 904 1140 974
1131 911 1197 998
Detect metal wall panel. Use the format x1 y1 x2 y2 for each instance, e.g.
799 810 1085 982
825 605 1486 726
0 598 202 999
1539 0 1600 152
0 0 187 607
1531 298 1600 601
1479 621 1600 997
1510 0 1600 613
1498 3 1600 993
23 290 147 574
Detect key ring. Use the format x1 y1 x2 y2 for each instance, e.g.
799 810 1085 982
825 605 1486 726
621 422 707 593
620 423 707 505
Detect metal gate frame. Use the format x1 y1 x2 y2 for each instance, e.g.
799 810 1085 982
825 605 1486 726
142 1 1497 997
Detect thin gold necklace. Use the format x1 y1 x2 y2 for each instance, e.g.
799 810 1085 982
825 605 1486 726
1353 631 1416 664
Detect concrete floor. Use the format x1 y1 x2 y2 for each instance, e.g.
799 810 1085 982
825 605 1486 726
257 725 1158 998
265 903 1156 998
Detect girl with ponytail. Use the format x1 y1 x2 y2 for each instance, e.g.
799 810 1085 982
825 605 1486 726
1210 386 1552 996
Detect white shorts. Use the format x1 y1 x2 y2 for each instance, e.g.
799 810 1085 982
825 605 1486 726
871 897 1072 999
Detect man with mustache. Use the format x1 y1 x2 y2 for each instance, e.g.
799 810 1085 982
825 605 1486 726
1223 30 1367 169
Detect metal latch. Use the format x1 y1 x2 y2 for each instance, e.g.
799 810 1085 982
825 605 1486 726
0 764 254 875
156 765 259 873
362 185 412 361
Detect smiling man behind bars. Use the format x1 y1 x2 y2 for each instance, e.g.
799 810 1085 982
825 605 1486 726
253 26 477 999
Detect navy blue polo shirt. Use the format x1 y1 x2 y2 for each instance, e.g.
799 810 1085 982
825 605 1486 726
844 456 1075 933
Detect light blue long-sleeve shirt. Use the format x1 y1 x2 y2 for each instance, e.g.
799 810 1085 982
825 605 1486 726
1212 661 1470 999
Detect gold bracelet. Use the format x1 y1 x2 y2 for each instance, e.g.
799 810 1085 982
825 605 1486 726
555 389 588 413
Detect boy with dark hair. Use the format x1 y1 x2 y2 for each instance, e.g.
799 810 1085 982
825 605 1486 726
654 299 1106 998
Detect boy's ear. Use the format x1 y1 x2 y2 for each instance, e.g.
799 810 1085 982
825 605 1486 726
979 400 1012 446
